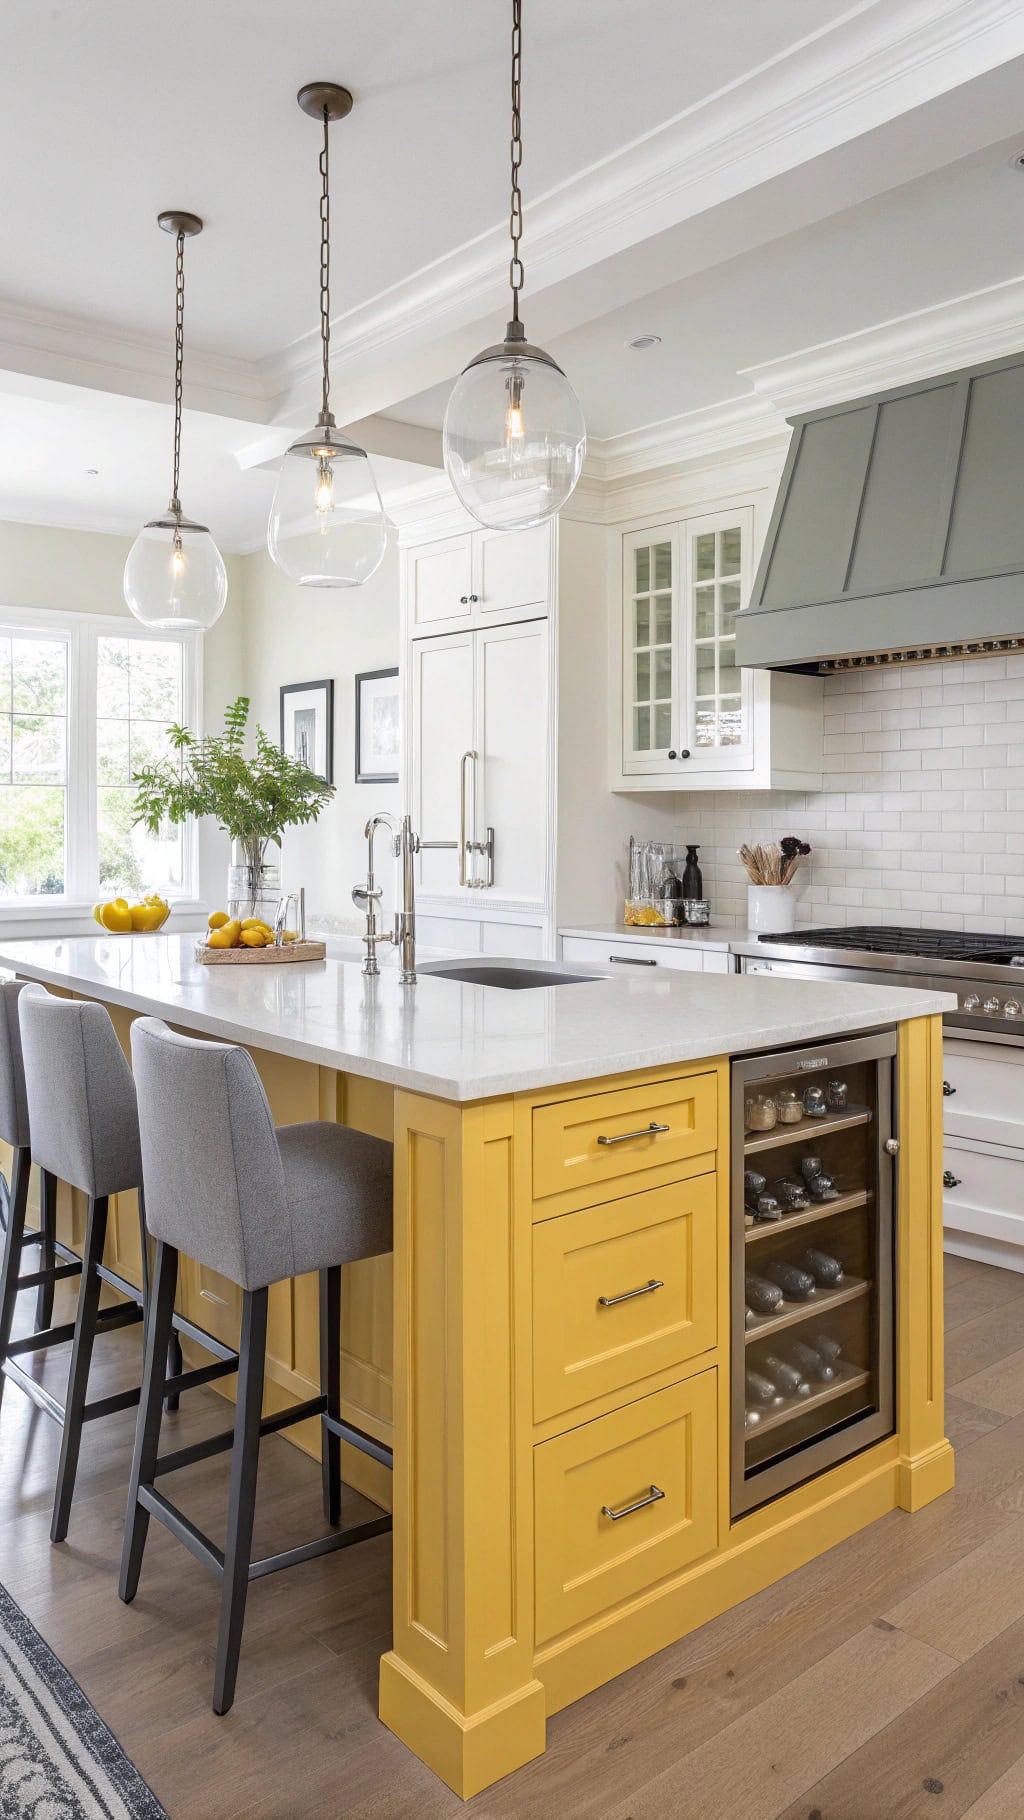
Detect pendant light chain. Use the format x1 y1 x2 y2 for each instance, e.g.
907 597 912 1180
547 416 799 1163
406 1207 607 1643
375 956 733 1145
509 0 524 323
171 228 185 515
319 107 332 421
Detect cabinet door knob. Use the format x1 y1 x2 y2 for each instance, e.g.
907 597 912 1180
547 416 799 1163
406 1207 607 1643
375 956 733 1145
943 1080 956 1096
679 748 691 759
667 749 677 760
459 595 469 604
469 593 480 602
943 1169 962 1189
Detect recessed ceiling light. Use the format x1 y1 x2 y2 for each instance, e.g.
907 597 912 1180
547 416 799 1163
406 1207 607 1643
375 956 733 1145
1010 151 1024 170
627 333 662 350
85 468 99 476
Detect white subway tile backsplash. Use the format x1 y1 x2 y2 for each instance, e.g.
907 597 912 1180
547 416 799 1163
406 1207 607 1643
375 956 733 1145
673 652 1024 933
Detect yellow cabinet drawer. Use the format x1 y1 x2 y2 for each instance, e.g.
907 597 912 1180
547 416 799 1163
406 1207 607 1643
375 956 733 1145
531 1072 717 1207
534 1371 718 1644
532 1176 717 1422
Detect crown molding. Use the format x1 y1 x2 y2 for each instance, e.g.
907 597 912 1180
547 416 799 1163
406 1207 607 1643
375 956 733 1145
0 300 269 422
742 273 1024 416
264 0 1024 414
586 395 785 484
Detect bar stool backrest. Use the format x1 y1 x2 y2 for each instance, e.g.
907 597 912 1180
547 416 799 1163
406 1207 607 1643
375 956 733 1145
0 980 29 1150
18 984 142 1199
130 1017 291 1292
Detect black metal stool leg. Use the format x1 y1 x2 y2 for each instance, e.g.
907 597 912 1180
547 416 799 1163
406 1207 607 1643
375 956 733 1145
34 1168 57 1332
50 1195 109 1543
120 1243 178 1604
320 1266 342 1526
213 1286 267 1716
0 1146 30 1420
138 1185 181 1414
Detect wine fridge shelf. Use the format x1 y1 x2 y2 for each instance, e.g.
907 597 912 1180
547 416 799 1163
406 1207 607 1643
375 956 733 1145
745 1274 870 1344
745 1188 874 1246
744 1105 873 1157
748 1362 871 1438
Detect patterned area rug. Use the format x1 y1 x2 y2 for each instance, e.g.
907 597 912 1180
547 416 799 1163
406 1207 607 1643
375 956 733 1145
0 1582 168 1818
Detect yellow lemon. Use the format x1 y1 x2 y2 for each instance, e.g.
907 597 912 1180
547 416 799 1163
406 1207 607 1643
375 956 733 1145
99 901 133 934
222 919 242 945
131 903 169 932
207 927 236 948
208 910 230 931
281 929 298 944
92 902 105 926
241 917 270 931
240 928 268 948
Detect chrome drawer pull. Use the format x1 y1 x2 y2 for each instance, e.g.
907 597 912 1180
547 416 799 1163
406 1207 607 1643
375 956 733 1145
609 954 657 966
943 1080 956 1096
601 1484 665 1522
597 1121 670 1146
598 1278 664 1308
943 1169 962 1189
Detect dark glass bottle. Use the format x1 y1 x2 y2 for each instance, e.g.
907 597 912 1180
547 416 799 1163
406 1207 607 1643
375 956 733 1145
681 844 703 899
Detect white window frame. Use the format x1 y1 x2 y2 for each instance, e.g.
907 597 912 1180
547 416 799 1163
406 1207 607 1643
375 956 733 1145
0 604 203 918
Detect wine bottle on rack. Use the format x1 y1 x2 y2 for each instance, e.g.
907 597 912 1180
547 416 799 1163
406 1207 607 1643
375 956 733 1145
764 1259 817 1301
800 1157 840 1202
745 1368 783 1407
771 1177 810 1212
815 1334 843 1366
786 1339 835 1382
800 1247 844 1286
745 1273 784 1315
761 1353 810 1397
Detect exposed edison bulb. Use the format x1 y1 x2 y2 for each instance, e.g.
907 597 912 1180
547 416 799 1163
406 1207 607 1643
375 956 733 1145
315 456 335 515
170 532 186 577
505 373 525 447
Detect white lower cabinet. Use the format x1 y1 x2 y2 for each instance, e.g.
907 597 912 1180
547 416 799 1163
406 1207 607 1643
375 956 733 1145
942 1037 1024 1269
560 933 730 975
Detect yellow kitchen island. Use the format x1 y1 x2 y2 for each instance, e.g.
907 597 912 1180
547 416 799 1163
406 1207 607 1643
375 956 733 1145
0 936 955 1800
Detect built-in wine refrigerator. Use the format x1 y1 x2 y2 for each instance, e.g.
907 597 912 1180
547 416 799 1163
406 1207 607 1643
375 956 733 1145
731 1028 897 1519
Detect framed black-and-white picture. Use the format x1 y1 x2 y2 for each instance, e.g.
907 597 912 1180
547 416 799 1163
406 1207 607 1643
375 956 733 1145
355 667 400 784
280 679 334 785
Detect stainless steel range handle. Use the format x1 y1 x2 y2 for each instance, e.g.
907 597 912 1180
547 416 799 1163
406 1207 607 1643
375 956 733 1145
597 1121 670 1147
598 1278 663 1308
601 1484 665 1522
459 750 476 889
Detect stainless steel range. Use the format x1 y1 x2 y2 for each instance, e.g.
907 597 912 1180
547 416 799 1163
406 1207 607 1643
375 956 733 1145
733 926 1024 1045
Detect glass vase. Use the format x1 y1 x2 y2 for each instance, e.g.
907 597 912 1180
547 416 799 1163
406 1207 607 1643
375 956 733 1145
227 839 280 923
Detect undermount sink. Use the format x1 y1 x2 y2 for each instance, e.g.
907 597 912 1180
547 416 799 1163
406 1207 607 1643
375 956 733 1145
419 960 599 990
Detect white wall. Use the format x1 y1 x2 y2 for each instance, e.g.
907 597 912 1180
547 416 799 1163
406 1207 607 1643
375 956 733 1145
238 542 401 933
0 519 245 917
675 652 1024 935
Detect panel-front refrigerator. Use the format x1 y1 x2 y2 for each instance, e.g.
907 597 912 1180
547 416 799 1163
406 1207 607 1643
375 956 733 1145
731 1027 897 1519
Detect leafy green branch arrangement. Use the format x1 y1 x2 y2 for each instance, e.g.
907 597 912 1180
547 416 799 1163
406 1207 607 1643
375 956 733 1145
131 696 334 874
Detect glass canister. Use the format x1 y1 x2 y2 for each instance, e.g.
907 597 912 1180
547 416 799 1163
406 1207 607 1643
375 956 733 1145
775 1089 803 1124
745 1093 778 1132
802 1084 828 1119
826 1078 849 1111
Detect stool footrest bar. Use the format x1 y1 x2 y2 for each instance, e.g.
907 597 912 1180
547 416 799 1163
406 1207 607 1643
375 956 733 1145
137 1485 225 1577
322 1412 394 1471
248 1514 392 1581
7 1321 78 1355
260 1395 325 1436
164 1356 238 1397
16 1261 82 1291
95 1303 144 1331
82 1386 141 1422
1 1358 65 1423
169 1312 237 1362
154 1429 237 1478
94 1262 143 1305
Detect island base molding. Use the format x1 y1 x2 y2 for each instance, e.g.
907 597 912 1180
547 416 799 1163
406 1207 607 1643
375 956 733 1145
379 1653 546 1800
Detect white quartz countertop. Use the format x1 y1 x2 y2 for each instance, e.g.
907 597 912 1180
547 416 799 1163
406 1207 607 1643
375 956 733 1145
560 922 736 952
0 934 956 1102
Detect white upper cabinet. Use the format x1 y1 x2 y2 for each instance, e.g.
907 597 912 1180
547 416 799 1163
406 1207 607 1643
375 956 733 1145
614 497 822 792
407 522 550 637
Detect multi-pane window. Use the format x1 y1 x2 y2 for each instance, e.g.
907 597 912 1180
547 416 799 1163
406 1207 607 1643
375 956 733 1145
97 637 185 897
0 609 199 908
692 523 743 749
629 538 673 754
0 636 68 895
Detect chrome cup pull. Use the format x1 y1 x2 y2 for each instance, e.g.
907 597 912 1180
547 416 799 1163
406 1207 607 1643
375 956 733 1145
601 1484 665 1522
597 1121 670 1147
598 1278 663 1308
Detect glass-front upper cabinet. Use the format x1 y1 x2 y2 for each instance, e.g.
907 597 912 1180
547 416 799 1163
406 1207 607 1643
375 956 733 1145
621 506 755 779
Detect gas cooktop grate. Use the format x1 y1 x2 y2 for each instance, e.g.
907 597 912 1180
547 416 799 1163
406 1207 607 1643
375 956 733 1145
758 925 1024 962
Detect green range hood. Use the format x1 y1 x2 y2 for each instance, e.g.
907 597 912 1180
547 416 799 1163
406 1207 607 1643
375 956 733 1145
736 349 1024 675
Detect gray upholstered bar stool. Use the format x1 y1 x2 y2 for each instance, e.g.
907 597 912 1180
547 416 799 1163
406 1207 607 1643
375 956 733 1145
12 984 223 1543
0 980 74 1422
120 1017 394 1717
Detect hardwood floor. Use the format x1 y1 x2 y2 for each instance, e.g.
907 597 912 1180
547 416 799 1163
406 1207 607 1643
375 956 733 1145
5 1252 1024 1819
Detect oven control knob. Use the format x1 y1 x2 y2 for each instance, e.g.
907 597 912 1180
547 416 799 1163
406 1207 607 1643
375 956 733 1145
962 994 980 1012
1006 1000 1023 1018
983 996 1002 1014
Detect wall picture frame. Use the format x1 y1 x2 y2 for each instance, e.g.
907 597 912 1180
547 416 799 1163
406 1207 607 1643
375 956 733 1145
355 667 400 784
280 679 335 786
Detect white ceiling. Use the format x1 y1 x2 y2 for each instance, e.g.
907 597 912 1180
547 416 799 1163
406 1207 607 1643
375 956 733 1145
0 0 856 355
3 0 1024 547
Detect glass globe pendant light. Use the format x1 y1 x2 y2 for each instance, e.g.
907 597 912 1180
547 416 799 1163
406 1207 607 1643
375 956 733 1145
268 83 387 588
443 0 586 530
124 213 228 630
